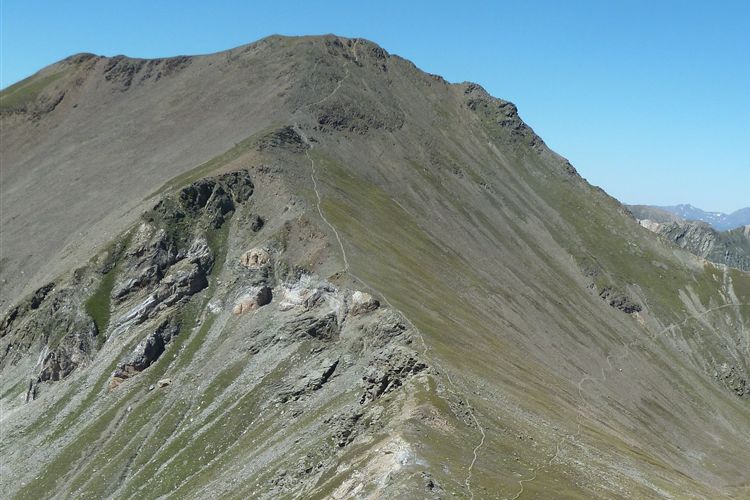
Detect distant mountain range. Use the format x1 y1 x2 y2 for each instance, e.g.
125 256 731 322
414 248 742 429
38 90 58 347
628 204 750 231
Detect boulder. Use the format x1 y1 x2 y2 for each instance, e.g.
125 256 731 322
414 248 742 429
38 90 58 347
249 214 265 232
240 248 271 269
233 286 273 315
350 291 380 316
157 378 172 388
108 377 125 390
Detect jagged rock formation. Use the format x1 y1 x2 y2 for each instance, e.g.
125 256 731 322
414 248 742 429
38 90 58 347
715 362 750 397
2 35 750 499
232 285 272 314
0 281 99 400
637 218 750 272
349 290 380 316
112 315 181 383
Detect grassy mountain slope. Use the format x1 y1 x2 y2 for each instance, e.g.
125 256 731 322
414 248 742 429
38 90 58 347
2 35 749 499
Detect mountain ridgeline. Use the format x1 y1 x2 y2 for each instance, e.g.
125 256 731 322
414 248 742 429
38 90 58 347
629 204 750 231
2 35 750 499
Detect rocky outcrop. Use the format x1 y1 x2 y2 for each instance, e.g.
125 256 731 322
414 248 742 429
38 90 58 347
277 275 336 311
1 282 55 337
317 99 405 134
115 231 213 304
0 284 98 390
113 227 181 300
240 248 271 269
360 346 427 404
256 126 306 152
638 219 750 272
103 55 192 91
147 170 254 230
277 357 339 403
284 313 340 342
2 171 255 396
30 283 55 310
112 315 181 382
464 82 542 149
113 238 213 329
233 286 273 315
153 238 213 306
255 272 430 459
109 171 256 334
359 311 408 349
715 363 749 398
37 332 95 384
249 214 265 232
582 262 642 314
349 291 379 316
329 409 365 448
598 287 642 314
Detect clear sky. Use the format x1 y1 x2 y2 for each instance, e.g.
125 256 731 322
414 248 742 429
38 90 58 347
2 1 748 212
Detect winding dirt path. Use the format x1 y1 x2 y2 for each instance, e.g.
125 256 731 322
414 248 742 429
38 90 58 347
294 39 487 498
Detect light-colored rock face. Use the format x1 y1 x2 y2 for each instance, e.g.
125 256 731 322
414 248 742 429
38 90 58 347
240 248 271 269
350 291 380 316
277 275 337 312
157 378 172 388
638 219 663 232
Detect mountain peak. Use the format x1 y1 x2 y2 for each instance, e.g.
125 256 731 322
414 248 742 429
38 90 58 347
3 34 750 499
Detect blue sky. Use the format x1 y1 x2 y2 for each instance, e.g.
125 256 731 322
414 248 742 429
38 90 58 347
2 1 748 212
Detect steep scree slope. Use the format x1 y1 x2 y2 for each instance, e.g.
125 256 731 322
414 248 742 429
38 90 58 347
2 35 750 499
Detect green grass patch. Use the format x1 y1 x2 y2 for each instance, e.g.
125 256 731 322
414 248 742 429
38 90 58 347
41 351 125 442
123 358 290 498
15 384 138 500
85 272 116 343
0 378 28 402
85 234 131 344
0 70 67 111
197 358 245 410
